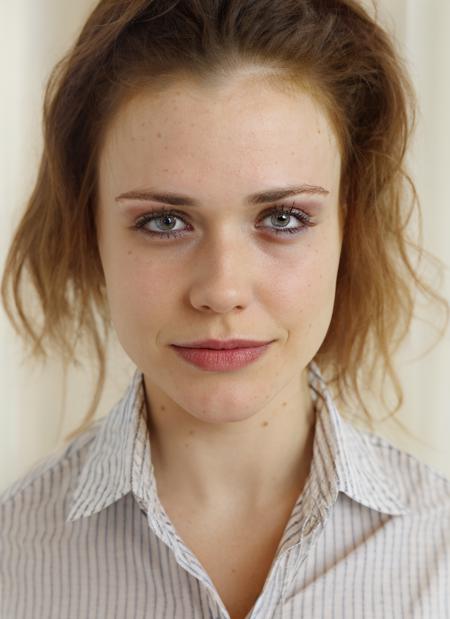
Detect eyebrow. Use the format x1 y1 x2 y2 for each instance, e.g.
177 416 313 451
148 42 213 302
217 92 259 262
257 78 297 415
115 184 329 207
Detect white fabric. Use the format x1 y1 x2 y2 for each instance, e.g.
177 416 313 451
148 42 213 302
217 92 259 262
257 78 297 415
2 362 449 618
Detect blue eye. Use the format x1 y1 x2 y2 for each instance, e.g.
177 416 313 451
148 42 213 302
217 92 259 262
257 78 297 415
132 202 315 240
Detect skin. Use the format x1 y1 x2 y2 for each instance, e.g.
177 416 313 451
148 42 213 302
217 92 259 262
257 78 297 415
96 70 343 517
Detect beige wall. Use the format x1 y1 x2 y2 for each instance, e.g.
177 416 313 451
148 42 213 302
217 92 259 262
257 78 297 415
1 0 449 492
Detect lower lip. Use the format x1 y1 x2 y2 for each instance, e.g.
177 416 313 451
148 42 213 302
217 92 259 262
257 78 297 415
171 343 272 371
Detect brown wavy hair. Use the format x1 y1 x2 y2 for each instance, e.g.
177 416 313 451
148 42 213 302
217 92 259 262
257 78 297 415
1 0 448 444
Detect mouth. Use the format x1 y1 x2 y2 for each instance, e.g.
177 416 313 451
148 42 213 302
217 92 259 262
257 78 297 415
170 341 274 371
171 338 275 350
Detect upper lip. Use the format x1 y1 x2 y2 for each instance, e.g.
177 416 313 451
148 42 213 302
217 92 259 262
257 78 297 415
172 339 274 350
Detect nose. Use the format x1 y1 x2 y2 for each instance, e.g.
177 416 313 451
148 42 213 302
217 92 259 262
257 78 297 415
188 235 253 314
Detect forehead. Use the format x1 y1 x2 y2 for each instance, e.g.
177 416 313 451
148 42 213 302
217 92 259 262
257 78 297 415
98 74 341 196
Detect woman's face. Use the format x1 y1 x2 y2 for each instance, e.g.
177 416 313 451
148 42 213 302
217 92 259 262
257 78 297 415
97 73 343 424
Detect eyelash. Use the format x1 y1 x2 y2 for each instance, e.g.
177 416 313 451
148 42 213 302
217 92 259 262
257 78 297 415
132 202 316 240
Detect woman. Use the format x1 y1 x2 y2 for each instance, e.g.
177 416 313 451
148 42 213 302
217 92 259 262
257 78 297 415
1 1 449 618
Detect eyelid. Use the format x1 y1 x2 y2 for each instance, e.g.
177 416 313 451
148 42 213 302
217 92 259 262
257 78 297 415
131 199 317 219
132 202 307 227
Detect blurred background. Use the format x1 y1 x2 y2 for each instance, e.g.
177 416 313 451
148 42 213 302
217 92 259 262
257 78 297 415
1 0 449 493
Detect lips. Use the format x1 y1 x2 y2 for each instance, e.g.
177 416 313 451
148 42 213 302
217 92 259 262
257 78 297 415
171 341 273 371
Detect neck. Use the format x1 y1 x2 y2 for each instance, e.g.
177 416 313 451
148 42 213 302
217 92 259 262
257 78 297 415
143 370 317 512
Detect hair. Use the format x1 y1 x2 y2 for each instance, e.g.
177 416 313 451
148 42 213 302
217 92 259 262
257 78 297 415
1 0 448 444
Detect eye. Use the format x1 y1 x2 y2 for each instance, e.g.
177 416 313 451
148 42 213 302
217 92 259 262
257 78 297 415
133 208 190 239
132 202 316 240
257 203 316 236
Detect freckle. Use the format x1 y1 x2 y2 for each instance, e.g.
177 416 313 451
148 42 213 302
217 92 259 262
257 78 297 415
157 132 162 138
261 421 269 427
161 405 165 411
189 430 194 435
128 250 132 255
184 442 189 448
282 401 287 407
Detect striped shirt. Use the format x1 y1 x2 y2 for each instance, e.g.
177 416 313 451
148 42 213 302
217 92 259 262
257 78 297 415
1 361 450 619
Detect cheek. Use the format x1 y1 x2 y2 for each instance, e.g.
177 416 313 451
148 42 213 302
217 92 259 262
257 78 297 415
266 243 340 333
101 245 173 331
97 212 178 325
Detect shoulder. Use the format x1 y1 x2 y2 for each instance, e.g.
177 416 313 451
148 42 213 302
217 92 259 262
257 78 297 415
361 425 450 513
0 418 104 516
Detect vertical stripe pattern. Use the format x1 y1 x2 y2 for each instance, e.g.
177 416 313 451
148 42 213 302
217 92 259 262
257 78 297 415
1 361 450 618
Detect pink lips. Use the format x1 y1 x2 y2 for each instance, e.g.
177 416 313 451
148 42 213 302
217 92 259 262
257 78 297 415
171 341 273 371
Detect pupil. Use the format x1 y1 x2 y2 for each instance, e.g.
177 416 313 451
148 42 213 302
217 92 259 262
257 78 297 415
161 215 175 230
274 213 289 227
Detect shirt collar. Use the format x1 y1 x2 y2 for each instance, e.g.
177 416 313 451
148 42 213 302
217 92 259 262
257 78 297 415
66 361 409 524
307 362 409 516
